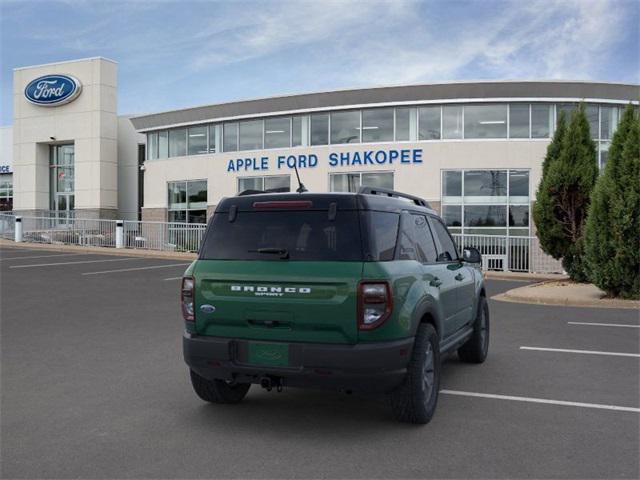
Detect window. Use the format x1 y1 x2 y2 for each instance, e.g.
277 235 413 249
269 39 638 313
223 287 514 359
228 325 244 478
330 111 360 144
586 105 599 139
208 125 217 153
441 168 530 236
442 171 462 198
398 214 437 263
0 174 13 211
557 103 577 123
600 106 619 140
223 123 238 152
200 210 363 261
442 205 462 227
428 217 458 262
509 104 529 138
329 171 393 192
362 108 393 142
310 114 329 145
265 117 291 149
168 128 186 157
419 106 441 140
464 104 507 139
168 180 207 224
187 126 207 155
238 175 290 193
464 170 507 199
239 120 263 150
464 205 507 227
531 104 552 138
147 132 158 160
158 131 168 159
509 170 529 199
292 116 303 146
599 142 610 170
50 144 75 219
442 105 463 139
395 107 411 141
364 211 399 261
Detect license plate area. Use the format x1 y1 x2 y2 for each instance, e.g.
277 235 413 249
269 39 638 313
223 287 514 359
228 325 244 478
247 342 289 367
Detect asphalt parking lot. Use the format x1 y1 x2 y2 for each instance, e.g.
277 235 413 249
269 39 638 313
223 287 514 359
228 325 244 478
1 245 639 479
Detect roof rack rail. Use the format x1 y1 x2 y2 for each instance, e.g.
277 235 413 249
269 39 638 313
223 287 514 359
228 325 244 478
238 187 290 196
358 186 431 208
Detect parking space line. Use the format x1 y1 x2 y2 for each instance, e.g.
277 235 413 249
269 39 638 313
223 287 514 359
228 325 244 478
568 321 640 329
440 390 640 413
0 253 88 261
82 263 190 276
164 277 182 281
10 258 136 269
520 346 640 358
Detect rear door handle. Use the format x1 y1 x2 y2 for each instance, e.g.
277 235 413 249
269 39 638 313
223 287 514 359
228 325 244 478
430 277 442 287
455 273 464 281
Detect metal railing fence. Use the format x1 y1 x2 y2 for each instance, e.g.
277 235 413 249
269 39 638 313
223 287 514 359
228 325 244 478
0 213 15 240
123 220 207 252
20 216 118 247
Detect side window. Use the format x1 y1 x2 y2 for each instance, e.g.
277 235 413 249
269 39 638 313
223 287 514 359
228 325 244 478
397 213 438 263
428 216 459 262
366 211 400 261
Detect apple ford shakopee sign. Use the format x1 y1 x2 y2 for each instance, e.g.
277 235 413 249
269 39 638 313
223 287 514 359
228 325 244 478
24 74 82 106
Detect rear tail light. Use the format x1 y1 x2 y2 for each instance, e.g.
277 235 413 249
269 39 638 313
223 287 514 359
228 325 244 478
181 276 195 322
358 281 393 330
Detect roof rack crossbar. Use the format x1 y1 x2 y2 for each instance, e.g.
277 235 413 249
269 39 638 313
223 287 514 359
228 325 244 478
358 186 431 208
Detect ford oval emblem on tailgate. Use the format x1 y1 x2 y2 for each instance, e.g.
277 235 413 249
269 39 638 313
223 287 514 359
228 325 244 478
200 304 216 314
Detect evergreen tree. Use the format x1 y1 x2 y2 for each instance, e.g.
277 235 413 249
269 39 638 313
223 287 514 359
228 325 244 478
584 106 640 298
533 105 598 281
533 111 567 258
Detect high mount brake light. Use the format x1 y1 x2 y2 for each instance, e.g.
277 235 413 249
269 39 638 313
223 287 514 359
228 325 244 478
357 281 393 330
181 276 195 322
253 200 313 209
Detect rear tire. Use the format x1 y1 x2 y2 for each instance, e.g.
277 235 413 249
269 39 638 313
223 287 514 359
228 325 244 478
189 370 251 404
389 323 440 424
458 295 490 363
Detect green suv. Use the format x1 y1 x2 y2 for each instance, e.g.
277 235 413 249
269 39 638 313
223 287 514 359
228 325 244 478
182 187 488 424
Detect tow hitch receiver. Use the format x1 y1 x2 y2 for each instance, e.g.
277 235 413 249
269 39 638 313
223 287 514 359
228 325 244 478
260 376 283 392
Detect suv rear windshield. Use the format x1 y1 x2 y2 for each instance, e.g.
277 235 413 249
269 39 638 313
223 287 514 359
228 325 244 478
200 210 363 261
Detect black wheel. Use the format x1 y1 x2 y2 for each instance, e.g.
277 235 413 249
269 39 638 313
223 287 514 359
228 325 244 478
389 323 441 424
189 370 251 404
458 295 490 363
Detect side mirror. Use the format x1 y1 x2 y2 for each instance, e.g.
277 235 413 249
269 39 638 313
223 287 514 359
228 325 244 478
463 247 482 264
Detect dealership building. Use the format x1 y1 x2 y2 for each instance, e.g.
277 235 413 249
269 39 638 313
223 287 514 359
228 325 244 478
3 57 638 242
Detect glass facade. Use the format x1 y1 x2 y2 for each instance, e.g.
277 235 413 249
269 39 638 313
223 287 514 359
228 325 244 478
167 180 207 224
0 174 12 211
144 103 625 164
441 169 530 236
50 144 75 219
329 171 393 192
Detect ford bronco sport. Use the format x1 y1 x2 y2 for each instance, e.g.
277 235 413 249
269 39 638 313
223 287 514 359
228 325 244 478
182 187 488 424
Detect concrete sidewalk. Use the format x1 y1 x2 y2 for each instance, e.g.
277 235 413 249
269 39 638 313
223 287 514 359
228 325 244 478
0 239 197 261
493 279 640 309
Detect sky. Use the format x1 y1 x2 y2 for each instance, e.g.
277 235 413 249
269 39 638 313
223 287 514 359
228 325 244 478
1 0 638 126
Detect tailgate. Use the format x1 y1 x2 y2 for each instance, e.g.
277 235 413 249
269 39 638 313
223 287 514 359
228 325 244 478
194 260 363 344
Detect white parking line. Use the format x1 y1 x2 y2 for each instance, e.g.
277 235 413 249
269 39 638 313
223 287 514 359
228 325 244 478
568 321 640 329
164 277 182 281
10 258 136 269
0 253 87 262
83 263 190 276
440 390 640 413
520 346 640 358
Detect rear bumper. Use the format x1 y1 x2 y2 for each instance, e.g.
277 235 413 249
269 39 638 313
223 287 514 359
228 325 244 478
183 333 414 393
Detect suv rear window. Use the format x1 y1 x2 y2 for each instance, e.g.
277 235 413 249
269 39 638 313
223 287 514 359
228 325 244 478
200 210 363 261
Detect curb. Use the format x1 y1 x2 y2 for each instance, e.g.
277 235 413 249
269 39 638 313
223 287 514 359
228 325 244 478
0 239 197 261
492 283 640 310
484 272 568 282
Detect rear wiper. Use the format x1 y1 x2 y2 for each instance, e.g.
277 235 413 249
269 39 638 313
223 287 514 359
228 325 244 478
249 247 290 259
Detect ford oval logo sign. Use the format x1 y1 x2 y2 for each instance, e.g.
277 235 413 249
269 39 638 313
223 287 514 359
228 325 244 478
24 74 82 106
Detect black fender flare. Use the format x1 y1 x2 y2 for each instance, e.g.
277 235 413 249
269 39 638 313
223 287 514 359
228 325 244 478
409 298 444 341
